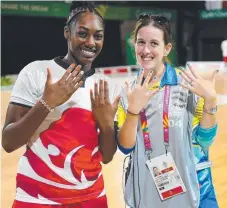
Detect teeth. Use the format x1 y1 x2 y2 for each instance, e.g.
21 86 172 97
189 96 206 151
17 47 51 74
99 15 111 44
143 57 153 61
81 49 95 56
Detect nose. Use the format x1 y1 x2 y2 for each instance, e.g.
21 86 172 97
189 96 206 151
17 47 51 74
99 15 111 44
142 44 151 55
85 36 95 48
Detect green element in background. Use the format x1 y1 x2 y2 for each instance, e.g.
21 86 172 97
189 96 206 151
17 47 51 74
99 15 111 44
126 33 136 65
125 33 176 66
2 1 176 21
1 1 69 18
168 46 176 65
200 9 227 19
1 76 14 86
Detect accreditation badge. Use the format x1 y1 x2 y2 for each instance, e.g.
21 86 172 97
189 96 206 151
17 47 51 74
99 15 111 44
146 152 187 200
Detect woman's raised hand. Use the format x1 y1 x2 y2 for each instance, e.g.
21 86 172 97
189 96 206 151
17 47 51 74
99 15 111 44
42 63 84 108
127 70 160 114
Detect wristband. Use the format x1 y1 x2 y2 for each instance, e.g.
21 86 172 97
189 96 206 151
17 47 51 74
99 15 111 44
127 110 140 116
39 98 54 112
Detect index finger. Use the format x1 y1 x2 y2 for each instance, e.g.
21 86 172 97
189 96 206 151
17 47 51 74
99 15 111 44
187 63 200 79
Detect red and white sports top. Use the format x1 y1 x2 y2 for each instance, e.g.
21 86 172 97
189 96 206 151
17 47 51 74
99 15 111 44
10 57 120 205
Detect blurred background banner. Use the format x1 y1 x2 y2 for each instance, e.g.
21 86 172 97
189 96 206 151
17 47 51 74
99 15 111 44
1 1 227 74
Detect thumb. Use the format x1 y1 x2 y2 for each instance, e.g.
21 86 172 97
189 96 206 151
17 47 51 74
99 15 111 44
46 68 52 85
113 95 121 110
212 69 219 84
125 81 131 94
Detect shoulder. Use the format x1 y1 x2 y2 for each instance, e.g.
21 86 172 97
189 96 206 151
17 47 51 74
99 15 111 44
21 59 55 74
174 67 182 75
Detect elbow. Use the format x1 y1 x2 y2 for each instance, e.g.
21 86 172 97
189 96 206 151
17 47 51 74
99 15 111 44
2 134 15 153
102 148 117 164
117 136 135 155
194 124 218 148
101 147 117 164
2 142 14 153
102 156 113 164
197 135 216 148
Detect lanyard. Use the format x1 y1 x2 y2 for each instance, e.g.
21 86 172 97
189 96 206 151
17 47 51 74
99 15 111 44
140 85 171 160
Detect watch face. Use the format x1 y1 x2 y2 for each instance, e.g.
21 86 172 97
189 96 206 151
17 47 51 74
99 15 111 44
211 107 217 114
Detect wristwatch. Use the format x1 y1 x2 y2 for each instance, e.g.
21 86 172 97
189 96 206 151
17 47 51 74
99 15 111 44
203 105 218 115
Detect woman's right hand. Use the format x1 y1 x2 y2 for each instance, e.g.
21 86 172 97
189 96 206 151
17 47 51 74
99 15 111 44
42 63 84 108
126 70 160 114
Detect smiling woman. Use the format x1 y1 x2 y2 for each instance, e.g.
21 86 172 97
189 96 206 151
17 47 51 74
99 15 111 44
117 13 219 208
63 1 104 70
2 1 120 208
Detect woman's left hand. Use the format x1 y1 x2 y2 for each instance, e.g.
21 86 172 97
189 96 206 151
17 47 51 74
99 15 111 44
180 64 219 101
90 79 120 131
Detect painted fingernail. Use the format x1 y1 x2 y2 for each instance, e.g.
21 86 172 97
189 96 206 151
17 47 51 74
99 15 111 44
154 76 157 80
80 71 84 75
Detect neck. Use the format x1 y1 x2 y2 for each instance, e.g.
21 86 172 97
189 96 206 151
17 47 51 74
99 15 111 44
64 53 92 73
144 63 166 81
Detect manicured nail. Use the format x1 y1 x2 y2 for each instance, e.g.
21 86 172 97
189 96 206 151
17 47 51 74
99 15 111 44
154 76 157 80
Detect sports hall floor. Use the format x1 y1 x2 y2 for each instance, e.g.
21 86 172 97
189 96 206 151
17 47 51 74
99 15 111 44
1 86 227 208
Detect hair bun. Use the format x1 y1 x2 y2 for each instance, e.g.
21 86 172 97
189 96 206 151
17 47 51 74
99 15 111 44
69 1 96 12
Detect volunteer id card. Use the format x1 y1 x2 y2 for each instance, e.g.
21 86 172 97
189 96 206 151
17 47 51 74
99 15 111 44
146 152 187 200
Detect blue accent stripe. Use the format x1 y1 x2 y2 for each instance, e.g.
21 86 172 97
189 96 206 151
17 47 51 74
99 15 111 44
193 124 218 148
115 134 135 155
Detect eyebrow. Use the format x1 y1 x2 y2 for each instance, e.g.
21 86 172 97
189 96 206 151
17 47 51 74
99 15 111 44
137 38 159 43
78 26 104 32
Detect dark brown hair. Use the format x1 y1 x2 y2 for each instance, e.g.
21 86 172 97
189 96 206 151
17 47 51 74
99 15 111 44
130 14 172 63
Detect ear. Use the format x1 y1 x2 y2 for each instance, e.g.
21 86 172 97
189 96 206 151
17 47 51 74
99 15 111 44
64 26 70 40
164 43 172 57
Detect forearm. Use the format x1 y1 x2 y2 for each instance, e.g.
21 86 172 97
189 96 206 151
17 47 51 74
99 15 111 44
118 113 139 149
195 97 218 148
2 102 50 153
99 124 117 164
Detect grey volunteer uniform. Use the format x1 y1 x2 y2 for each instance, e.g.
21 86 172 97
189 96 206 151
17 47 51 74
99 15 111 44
120 70 200 208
